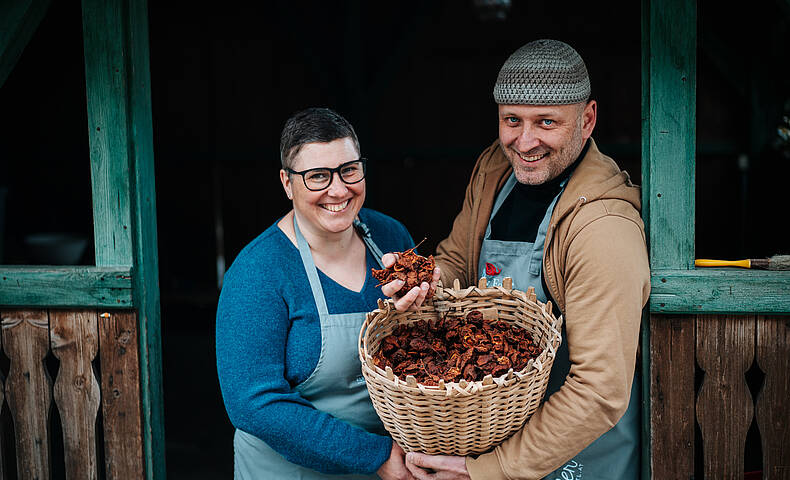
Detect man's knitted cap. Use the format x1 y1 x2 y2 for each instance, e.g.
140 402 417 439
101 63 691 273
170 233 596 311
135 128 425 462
493 39 590 105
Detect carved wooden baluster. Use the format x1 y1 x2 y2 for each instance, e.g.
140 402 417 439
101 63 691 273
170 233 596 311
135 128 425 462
1 309 52 479
696 314 755 478
755 315 790 479
99 311 144 479
51 310 101 480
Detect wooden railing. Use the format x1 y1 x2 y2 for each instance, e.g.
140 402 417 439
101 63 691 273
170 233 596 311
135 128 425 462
650 314 790 478
0 309 144 479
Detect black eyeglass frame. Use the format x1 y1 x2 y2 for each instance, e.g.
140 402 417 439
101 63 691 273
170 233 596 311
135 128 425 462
285 158 367 191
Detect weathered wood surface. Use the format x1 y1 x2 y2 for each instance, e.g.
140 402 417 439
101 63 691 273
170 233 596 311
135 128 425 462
0 0 52 88
756 315 790 479
650 314 695 478
50 310 101 480
82 0 135 268
0 320 5 479
641 0 696 271
123 0 167 475
650 269 790 314
1 309 52 479
696 314 755 479
99 311 144 479
82 0 166 474
0 266 133 308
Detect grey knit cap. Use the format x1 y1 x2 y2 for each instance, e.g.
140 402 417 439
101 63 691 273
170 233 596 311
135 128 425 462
493 39 590 105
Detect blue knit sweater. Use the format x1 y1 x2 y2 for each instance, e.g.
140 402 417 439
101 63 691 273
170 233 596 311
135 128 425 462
216 208 414 474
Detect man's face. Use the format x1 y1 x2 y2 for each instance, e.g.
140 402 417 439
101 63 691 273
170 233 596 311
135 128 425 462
498 101 596 185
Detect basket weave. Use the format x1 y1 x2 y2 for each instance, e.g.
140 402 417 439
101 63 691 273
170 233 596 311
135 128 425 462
358 277 562 456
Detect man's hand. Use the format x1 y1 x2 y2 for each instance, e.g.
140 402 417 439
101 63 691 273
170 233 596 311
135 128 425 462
377 442 417 480
405 452 470 480
380 253 441 312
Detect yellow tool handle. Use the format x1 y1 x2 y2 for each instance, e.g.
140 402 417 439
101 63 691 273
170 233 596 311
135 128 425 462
694 259 751 268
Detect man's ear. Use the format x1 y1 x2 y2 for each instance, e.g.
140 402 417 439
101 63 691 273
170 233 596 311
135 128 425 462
581 100 597 140
279 169 293 200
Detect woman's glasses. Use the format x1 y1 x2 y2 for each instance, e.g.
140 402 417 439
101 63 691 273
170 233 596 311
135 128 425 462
286 159 367 191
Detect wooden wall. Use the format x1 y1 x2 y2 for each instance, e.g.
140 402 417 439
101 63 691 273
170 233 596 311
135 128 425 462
650 314 790 478
0 309 144 479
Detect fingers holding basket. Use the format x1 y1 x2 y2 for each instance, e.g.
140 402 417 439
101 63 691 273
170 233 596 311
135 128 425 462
405 452 470 480
377 442 417 480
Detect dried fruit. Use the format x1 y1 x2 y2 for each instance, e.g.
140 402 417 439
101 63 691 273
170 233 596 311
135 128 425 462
372 239 436 297
372 310 541 385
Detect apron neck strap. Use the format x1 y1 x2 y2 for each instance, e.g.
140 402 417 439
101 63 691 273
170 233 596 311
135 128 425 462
353 218 385 269
293 216 330 316
294 215 388 316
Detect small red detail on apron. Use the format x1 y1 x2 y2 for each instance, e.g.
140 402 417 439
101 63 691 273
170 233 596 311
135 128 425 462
485 262 502 275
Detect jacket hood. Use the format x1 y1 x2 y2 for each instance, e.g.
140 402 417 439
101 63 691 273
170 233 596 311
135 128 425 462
552 138 642 222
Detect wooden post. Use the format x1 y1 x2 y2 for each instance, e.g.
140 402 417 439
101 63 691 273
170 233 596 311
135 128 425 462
81 0 164 477
648 314 695 478
642 0 697 477
98 311 144 480
50 310 101 480
1 309 52 479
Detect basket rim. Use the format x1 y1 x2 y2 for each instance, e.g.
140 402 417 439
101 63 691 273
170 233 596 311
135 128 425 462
358 278 563 397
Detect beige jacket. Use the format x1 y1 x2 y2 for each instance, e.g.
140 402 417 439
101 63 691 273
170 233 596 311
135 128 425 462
435 139 650 479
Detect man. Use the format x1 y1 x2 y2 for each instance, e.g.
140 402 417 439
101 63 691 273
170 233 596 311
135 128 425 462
383 39 650 479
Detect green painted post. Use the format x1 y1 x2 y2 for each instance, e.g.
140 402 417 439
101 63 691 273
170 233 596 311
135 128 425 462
126 1 166 478
643 0 696 271
642 0 697 478
82 0 135 268
0 0 51 89
81 0 165 478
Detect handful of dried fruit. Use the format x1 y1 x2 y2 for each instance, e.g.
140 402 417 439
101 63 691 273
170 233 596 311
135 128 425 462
372 310 541 386
372 239 436 297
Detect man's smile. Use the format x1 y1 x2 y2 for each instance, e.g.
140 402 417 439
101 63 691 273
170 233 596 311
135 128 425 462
517 151 549 163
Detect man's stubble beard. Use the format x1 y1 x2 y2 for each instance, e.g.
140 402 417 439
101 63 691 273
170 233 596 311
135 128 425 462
506 119 585 186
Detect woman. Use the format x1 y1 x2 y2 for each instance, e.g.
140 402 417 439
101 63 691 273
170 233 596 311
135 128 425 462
216 107 421 479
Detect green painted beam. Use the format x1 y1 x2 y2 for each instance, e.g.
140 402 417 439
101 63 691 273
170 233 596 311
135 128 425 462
82 0 134 268
0 266 132 307
642 0 696 271
0 0 51 89
650 269 790 314
126 0 166 478
82 0 165 478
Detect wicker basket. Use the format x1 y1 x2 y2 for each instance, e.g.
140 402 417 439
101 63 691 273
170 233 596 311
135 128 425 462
358 277 563 456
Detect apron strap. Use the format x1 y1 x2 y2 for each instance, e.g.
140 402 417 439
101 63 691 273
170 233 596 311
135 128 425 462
294 216 330 316
353 218 386 269
294 215 388 316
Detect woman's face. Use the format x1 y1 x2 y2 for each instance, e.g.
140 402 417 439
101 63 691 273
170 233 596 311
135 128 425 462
280 137 366 235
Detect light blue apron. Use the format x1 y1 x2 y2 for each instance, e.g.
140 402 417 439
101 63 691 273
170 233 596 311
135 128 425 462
234 217 388 479
478 174 640 480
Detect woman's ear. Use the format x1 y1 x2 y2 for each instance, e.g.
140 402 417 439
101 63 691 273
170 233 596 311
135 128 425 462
279 169 293 200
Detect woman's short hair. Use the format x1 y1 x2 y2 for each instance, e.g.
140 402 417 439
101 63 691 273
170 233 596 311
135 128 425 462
279 107 360 169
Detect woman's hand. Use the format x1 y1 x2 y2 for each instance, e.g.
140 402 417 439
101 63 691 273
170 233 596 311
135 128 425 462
380 253 441 312
377 442 416 480
405 453 470 480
